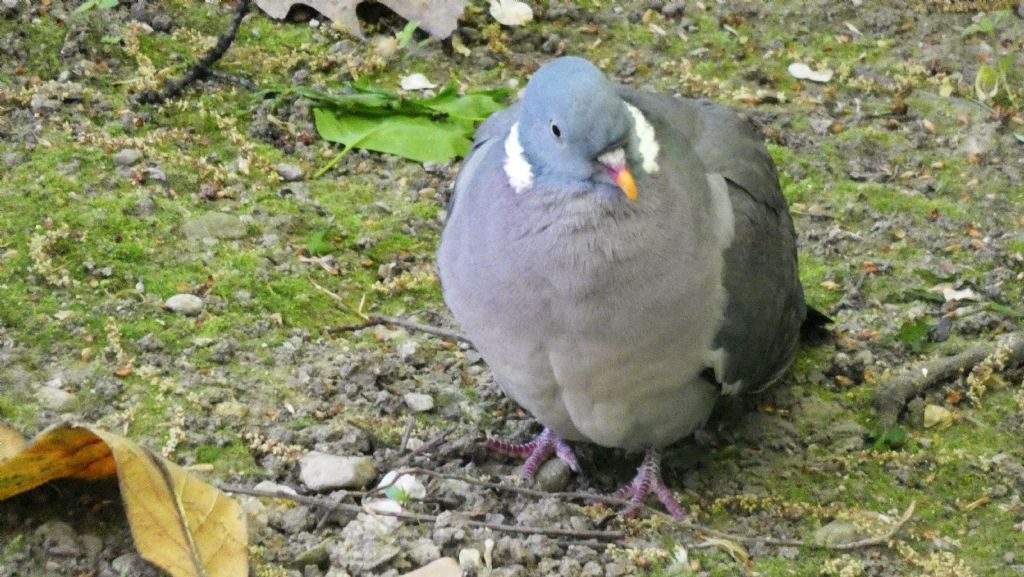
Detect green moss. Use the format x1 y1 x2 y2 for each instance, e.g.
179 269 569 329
194 440 259 474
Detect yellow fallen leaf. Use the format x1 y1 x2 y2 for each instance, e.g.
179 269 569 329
0 423 247 577
0 424 27 460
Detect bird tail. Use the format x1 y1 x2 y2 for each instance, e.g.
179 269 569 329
800 306 832 344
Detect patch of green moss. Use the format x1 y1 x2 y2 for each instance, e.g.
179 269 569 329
194 440 259 474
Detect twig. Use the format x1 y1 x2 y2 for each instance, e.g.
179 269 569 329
386 426 456 469
395 468 916 550
333 314 472 345
828 501 916 551
136 0 252 105
310 279 369 320
873 332 1024 426
219 484 625 541
399 415 416 453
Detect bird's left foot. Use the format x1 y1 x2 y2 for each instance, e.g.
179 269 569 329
484 427 580 479
614 448 687 518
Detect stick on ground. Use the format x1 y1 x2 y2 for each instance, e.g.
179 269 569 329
873 332 1024 426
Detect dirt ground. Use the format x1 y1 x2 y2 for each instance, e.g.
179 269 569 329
2 1 1024 576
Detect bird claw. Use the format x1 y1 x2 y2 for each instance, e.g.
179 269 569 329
484 428 580 479
616 449 687 519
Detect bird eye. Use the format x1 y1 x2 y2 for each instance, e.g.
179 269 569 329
551 123 561 138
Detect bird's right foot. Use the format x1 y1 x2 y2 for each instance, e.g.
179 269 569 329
485 427 580 479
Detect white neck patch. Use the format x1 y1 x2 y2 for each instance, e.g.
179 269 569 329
503 123 533 193
624 103 660 174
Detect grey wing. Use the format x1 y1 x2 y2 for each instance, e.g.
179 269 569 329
446 104 519 214
619 89 806 391
692 101 806 390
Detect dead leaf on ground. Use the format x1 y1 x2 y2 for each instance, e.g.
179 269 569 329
0 422 247 577
255 0 467 39
0 424 26 460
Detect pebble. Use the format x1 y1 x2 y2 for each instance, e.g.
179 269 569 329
299 452 376 490
182 212 247 240
36 385 75 411
280 505 315 534
661 0 685 17
163 293 203 316
113 148 144 167
812 520 864 546
129 196 157 218
141 166 167 184
532 458 572 492
35 521 79 556
292 540 332 568
277 162 305 182
404 392 434 413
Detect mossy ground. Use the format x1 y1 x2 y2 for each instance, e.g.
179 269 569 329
2 1 1024 576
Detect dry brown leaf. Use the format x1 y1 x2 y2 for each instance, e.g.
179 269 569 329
0 424 27 460
0 423 247 577
255 0 468 39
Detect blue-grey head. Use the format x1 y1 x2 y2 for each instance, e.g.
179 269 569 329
514 57 637 201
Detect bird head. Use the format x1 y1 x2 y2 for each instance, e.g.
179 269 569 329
513 57 638 201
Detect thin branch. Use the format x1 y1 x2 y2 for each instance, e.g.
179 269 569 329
386 426 456 469
332 314 472 345
310 279 369 320
369 315 471 344
136 0 253 105
394 468 916 550
828 501 916 551
219 484 625 541
873 332 1024 426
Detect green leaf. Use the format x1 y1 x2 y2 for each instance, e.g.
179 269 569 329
305 229 334 256
314 108 471 163
422 85 514 121
75 0 118 13
871 425 908 451
896 318 932 353
974 65 999 101
396 20 419 48
383 486 410 503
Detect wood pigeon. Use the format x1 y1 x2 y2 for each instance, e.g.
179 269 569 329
438 56 822 517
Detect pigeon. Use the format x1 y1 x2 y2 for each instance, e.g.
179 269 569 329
437 56 821 517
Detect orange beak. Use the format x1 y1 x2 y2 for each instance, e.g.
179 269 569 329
598 148 637 202
612 166 638 201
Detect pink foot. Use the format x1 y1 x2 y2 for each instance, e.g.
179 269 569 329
613 449 687 518
485 428 580 479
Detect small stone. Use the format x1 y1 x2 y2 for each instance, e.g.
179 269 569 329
401 557 460 577
277 163 305 182
129 196 157 218
36 385 75 411
214 400 249 418
182 212 247 240
164 293 203 316
406 538 442 566
292 540 332 568
661 1 685 17
812 520 865 546
35 521 79 556
113 148 144 167
532 458 572 492
404 392 435 413
141 166 167 184
923 404 953 429
280 505 314 533
299 452 376 490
